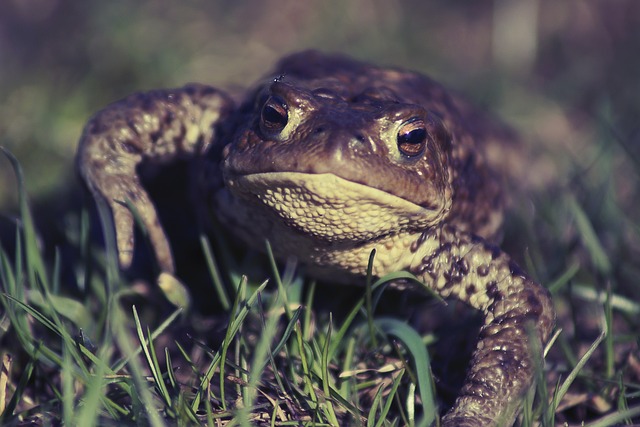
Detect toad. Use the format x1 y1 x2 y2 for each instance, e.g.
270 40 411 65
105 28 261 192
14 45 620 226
77 51 555 426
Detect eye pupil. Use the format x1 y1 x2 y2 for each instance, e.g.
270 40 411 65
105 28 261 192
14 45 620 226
400 128 426 145
261 96 288 132
397 120 427 157
263 105 287 125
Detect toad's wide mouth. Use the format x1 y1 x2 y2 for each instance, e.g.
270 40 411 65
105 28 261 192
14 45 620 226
224 172 447 242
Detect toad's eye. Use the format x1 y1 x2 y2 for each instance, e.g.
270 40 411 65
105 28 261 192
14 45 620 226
261 95 288 133
397 119 427 157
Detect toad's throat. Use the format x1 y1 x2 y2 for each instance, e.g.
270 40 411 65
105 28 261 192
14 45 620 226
224 172 446 243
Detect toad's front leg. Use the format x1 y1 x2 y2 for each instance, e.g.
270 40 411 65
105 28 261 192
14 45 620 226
77 85 234 273
408 226 555 427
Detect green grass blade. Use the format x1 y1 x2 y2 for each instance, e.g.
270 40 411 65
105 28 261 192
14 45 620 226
584 405 640 427
200 235 231 311
374 317 436 427
0 147 48 291
374 369 405 427
61 345 75 425
111 306 182 372
551 330 605 414
75 354 108 426
132 306 172 408
321 318 339 426
295 319 318 406
367 383 385 427
219 275 247 410
258 306 302 373
192 277 268 411
365 249 377 348
265 240 293 320
110 300 167 427
25 290 92 330
567 196 611 274
242 279 290 416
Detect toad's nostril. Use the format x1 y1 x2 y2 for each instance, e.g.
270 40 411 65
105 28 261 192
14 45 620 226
354 133 365 142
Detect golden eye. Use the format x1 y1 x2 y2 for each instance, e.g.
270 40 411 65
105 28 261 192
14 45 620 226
397 119 427 157
261 95 288 133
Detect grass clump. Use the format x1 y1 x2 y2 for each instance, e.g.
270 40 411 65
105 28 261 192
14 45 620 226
0 148 438 426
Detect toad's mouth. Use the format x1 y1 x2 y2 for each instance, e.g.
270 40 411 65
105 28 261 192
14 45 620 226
224 172 446 242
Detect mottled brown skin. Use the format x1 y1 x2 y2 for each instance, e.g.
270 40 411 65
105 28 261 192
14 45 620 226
77 51 555 426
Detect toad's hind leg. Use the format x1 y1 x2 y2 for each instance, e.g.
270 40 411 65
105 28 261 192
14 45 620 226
77 85 234 272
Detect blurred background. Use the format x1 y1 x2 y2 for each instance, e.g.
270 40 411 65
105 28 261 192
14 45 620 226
1 0 638 210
